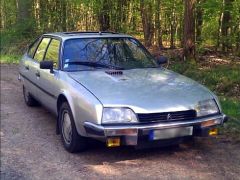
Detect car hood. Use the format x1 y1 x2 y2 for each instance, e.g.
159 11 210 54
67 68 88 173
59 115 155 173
68 68 214 113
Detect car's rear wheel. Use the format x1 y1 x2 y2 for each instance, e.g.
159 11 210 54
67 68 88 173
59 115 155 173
23 86 38 106
59 102 87 153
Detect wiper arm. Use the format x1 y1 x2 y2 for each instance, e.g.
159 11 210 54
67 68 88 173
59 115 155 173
65 61 124 70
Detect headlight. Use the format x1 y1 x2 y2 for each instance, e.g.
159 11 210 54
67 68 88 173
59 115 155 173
102 108 138 124
195 99 219 117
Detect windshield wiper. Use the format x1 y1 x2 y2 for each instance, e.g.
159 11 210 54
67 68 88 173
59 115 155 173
65 61 124 70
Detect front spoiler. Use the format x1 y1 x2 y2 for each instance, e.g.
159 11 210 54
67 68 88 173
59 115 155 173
84 114 227 146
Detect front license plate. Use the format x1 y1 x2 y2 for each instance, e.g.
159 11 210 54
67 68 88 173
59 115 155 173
149 126 193 140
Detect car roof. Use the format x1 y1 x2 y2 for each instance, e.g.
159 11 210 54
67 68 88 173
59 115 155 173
43 31 133 40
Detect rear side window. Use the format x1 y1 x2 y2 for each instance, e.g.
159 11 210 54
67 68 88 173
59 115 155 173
28 38 40 58
45 39 61 68
34 38 51 62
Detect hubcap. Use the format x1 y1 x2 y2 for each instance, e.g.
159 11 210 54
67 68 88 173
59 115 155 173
62 111 72 145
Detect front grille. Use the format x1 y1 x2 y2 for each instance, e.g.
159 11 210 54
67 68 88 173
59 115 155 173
137 110 196 123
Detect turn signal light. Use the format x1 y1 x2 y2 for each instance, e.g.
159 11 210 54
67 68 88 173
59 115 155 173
201 120 219 128
209 128 218 136
107 138 120 147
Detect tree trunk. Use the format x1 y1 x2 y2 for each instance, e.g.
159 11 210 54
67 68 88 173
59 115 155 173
221 0 234 52
155 0 163 48
183 0 196 61
17 0 33 35
98 0 110 31
140 0 154 47
196 0 203 44
61 0 67 31
170 23 175 49
170 1 176 49
236 18 240 55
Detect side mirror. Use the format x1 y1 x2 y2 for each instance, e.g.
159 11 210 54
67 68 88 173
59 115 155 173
40 61 54 73
156 56 168 65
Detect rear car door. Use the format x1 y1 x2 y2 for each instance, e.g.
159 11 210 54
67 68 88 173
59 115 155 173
36 38 61 114
19 37 42 98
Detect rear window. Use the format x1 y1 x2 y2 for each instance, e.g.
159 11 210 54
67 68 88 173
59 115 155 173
28 38 41 58
33 38 51 62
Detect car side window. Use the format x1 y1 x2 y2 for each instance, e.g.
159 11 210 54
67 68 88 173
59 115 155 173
45 39 61 69
33 38 51 62
28 38 41 58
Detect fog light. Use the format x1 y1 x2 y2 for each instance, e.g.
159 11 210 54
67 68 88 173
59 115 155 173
107 138 120 147
209 128 218 136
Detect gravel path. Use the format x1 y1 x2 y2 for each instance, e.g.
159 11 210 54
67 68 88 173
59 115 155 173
1 64 240 180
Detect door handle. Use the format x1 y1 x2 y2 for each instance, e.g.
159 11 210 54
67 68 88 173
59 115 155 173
35 71 40 77
25 65 29 70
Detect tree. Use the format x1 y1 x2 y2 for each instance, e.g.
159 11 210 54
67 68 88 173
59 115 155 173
155 0 163 48
196 0 204 45
98 0 111 31
16 0 33 36
140 0 154 47
183 0 196 61
221 0 234 52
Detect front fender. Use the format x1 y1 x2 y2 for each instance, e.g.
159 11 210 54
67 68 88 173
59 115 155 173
58 84 103 136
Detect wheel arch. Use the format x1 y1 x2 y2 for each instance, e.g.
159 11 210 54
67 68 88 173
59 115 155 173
56 93 76 134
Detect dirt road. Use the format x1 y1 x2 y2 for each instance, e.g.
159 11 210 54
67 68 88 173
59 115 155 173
1 64 240 180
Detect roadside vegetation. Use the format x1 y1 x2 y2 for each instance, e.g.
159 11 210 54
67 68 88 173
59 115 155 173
168 53 240 140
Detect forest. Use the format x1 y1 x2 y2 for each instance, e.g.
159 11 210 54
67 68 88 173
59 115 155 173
1 0 240 58
0 0 240 137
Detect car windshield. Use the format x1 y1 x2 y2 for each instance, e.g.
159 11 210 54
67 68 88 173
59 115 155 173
62 38 157 71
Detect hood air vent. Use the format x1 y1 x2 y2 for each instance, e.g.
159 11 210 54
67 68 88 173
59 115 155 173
105 70 123 76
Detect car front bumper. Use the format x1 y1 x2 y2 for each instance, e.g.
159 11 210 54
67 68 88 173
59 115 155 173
84 114 228 146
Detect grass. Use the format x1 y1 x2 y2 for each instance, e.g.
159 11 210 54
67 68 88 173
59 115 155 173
220 97 240 140
0 54 21 64
170 61 240 140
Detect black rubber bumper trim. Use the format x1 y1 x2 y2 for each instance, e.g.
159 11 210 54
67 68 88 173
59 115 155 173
84 123 105 136
223 115 229 123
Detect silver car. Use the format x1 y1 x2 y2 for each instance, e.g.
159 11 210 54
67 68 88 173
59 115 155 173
19 31 227 153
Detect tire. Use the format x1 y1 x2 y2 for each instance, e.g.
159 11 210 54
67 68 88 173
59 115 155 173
23 86 38 106
59 102 87 153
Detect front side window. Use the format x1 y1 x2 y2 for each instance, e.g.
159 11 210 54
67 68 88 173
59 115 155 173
34 38 51 62
62 38 157 71
45 39 61 68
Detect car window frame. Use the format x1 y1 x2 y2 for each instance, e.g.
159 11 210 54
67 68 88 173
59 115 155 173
33 37 51 63
43 37 62 70
27 36 42 59
29 35 62 70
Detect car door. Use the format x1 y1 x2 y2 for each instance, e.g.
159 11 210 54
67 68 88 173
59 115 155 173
20 37 42 98
30 37 51 99
36 38 62 114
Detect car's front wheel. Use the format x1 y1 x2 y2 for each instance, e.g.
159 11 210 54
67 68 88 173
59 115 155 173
59 102 87 153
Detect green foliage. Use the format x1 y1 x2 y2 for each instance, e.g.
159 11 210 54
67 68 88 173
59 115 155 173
0 54 21 64
220 98 240 140
221 98 240 119
1 0 239 56
171 62 240 98
170 61 240 138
